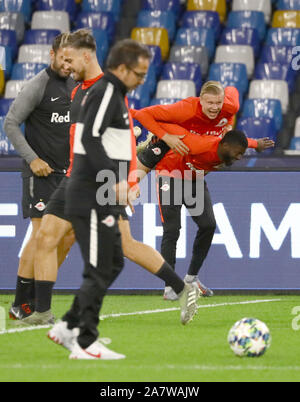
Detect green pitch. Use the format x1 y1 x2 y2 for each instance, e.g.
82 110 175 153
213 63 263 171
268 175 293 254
0 294 300 382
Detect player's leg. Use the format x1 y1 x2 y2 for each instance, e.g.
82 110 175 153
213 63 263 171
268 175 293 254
185 182 216 297
118 215 185 297
9 217 42 319
50 210 126 359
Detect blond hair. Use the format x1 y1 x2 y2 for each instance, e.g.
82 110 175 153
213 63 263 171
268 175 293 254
200 81 224 97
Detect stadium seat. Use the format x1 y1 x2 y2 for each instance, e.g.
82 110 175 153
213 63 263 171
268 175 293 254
11 62 47 80
278 0 300 10
31 11 70 33
249 79 289 114
92 29 109 66
137 10 176 41
150 98 181 105
215 45 254 78
127 82 151 108
175 27 215 59
0 66 4 95
266 27 300 46
220 27 260 57
76 12 116 43
227 11 266 41
0 116 16 155
0 0 32 23
260 45 295 65
156 79 196 99
162 62 202 94
143 63 156 96
293 116 300 137
289 136 300 149
18 44 51 64
24 29 61 45
232 0 271 23
169 44 209 77
254 62 296 92
272 10 300 28
36 0 77 22
237 117 278 154
187 0 227 23
0 29 17 60
0 98 13 115
142 0 181 19
131 27 169 60
147 45 163 76
0 45 12 78
0 12 25 43
208 62 248 95
4 79 26 98
242 98 283 131
181 11 221 40
82 0 121 22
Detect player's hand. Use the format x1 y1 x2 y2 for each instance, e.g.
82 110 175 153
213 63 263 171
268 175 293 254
255 138 275 153
162 134 190 156
113 180 129 206
30 158 54 177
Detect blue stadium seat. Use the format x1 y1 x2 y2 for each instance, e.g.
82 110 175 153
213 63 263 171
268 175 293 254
0 12 25 43
36 0 77 21
289 137 300 150
181 11 221 40
144 63 157 96
169 44 209 77
266 27 300 46
24 29 61 45
127 83 151 109
208 62 248 95
0 115 17 155
150 97 181 105
82 0 121 22
147 45 163 76
142 0 181 19
0 45 12 78
137 10 176 40
254 61 296 92
11 62 47 80
227 10 266 41
237 117 278 154
0 98 13 116
220 27 260 57
162 61 202 94
241 98 283 131
175 27 215 59
0 29 17 60
277 0 300 10
260 45 294 65
0 0 31 23
92 29 109 66
76 12 116 43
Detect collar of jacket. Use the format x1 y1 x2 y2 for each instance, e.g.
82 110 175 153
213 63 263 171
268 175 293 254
104 71 128 97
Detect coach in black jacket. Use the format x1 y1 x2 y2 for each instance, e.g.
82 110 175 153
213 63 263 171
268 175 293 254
62 40 151 360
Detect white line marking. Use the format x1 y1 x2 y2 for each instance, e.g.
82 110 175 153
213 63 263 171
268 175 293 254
0 299 282 336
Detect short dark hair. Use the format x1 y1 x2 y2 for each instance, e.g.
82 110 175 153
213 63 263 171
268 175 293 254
106 39 151 70
60 29 97 52
220 130 248 149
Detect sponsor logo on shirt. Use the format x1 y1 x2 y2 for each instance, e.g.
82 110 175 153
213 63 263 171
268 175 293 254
34 201 46 211
51 111 70 123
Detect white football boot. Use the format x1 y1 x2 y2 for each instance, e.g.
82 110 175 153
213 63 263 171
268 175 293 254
69 340 126 360
179 283 200 325
47 320 79 351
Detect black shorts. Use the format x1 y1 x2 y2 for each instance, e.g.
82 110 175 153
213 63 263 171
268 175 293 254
44 176 70 221
22 174 64 219
138 139 170 169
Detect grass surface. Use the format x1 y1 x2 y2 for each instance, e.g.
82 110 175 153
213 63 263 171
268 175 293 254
0 294 300 382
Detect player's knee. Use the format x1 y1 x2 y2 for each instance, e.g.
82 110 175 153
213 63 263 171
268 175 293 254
198 218 216 234
36 227 60 251
63 230 76 250
163 222 181 241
